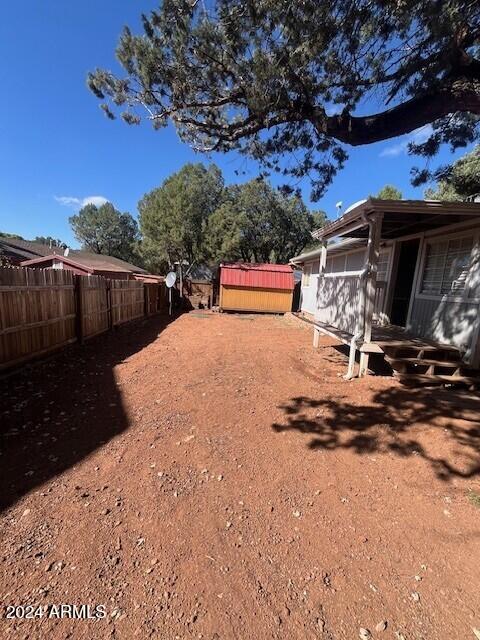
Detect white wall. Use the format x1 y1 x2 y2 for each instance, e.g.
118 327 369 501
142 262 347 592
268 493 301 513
299 246 392 322
299 258 320 315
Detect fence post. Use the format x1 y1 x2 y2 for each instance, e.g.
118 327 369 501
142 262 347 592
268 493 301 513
75 275 84 344
107 279 113 330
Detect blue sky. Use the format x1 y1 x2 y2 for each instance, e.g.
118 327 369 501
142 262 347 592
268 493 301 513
0 1 471 247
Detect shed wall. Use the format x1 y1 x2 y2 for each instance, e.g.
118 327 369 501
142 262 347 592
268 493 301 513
220 285 292 313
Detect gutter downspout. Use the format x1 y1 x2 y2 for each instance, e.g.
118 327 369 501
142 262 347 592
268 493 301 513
344 212 373 380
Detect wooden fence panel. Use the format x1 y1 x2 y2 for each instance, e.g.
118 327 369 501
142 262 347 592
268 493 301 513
0 267 76 370
144 282 169 315
0 268 169 370
144 283 159 316
78 275 110 339
110 280 145 326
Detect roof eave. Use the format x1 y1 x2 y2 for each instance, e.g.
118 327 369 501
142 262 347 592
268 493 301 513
20 254 94 273
312 198 480 241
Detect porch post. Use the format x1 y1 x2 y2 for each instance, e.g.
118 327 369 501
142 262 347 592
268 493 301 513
359 213 383 376
313 240 328 348
319 241 327 273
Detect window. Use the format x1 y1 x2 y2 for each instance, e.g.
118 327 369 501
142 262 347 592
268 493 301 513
345 251 365 272
420 236 473 295
303 264 312 286
377 250 390 281
326 251 365 274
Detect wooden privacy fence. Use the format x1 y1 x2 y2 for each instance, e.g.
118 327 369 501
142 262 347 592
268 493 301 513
145 282 169 315
0 268 77 370
110 280 144 327
0 266 167 371
78 275 110 339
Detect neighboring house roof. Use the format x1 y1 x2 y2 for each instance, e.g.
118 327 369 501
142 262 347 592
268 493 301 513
0 237 147 274
67 250 147 274
20 254 99 274
220 262 294 291
132 273 165 283
20 253 147 275
0 237 55 261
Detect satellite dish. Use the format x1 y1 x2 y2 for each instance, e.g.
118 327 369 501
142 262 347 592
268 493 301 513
344 198 367 215
165 271 177 288
63 247 70 257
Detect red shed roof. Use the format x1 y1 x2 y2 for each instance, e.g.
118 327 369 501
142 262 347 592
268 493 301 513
220 263 294 290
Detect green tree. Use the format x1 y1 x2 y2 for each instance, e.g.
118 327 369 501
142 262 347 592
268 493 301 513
425 146 480 201
88 1 479 200
69 202 140 262
206 179 325 263
34 236 67 249
138 163 224 273
375 185 403 200
0 231 24 240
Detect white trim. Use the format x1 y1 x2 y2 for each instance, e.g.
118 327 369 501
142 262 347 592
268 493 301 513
405 234 425 331
415 293 480 304
324 270 362 278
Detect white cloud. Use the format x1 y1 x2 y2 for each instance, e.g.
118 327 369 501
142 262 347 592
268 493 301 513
379 124 434 158
82 195 109 207
54 195 109 209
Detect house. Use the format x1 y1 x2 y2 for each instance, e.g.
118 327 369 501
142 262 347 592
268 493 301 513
20 252 148 279
219 262 294 313
291 198 480 382
0 237 55 266
0 237 148 279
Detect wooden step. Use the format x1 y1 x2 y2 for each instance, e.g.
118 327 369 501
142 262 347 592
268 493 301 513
385 356 463 368
397 373 480 386
383 347 462 362
379 341 461 352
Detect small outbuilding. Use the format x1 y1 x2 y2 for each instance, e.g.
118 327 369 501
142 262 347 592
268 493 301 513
219 263 294 313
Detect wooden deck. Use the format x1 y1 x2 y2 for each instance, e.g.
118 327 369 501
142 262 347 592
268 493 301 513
296 315 462 355
294 314 479 385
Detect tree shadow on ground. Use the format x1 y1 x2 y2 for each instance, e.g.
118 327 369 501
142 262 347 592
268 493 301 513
0 314 177 513
272 386 480 481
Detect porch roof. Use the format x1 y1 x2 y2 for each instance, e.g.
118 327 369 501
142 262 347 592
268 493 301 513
290 238 366 265
313 198 480 242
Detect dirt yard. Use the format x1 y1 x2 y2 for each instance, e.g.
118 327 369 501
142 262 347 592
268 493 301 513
1 311 479 640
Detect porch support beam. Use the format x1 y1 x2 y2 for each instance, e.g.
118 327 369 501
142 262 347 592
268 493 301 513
314 217 372 242
359 212 383 376
313 240 328 348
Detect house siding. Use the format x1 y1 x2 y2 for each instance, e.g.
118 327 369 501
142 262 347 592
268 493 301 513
316 275 360 334
300 259 319 315
406 225 480 362
408 297 478 357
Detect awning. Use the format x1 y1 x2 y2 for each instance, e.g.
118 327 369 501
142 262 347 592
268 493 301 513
313 198 480 241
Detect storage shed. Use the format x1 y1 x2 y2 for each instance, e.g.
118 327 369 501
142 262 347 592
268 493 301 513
219 263 294 313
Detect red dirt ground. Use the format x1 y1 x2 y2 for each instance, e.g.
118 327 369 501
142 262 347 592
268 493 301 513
1 311 479 640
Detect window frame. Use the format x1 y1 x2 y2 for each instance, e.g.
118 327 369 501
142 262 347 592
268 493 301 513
415 230 480 303
324 247 392 280
302 263 312 287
